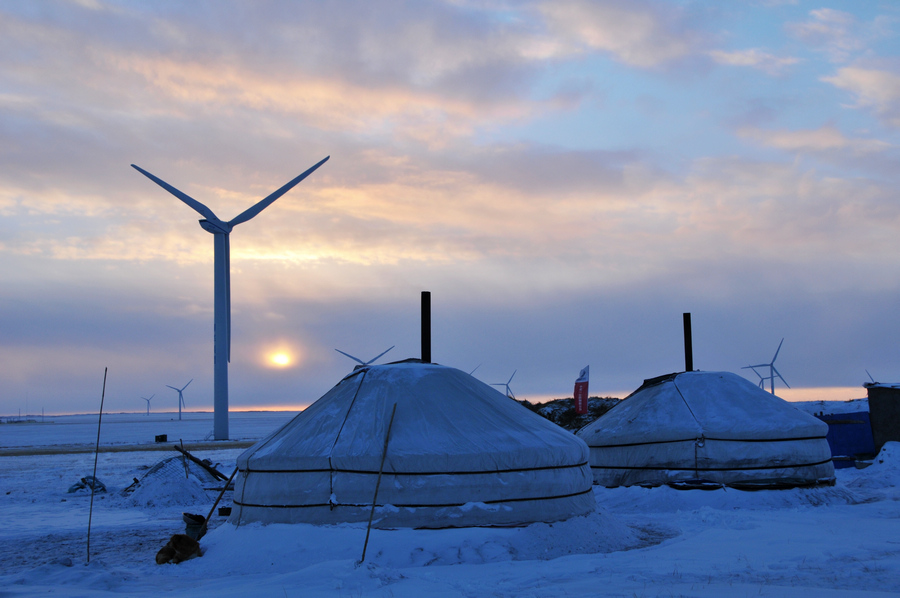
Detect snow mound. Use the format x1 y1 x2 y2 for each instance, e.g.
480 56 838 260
845 442 900 491
870 441 900 471
122 455 220 510
199 509 644 575
127 473 213 509
594 482 861 515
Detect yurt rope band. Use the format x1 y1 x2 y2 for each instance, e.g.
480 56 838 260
232 486 593 510
590 457 834 472
590 436 827 449
237 460 589 476
328 369 369 505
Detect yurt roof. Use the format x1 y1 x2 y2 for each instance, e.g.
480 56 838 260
578 370 828 446
240 359 588 474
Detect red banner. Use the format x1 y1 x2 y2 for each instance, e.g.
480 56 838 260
574 366 589 414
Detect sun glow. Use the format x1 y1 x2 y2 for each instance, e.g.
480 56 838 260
268 352 292 367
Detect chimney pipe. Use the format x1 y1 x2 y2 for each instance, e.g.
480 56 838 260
683 312 693 372
421 291 431 363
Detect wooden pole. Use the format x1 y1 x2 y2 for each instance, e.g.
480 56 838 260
359 403 398 565
87 367 107 564
200 466 239 538
173 444 230 481
179 439 189 479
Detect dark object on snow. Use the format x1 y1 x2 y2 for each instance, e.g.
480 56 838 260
155 434 167 443
218 506 231 516
183 512 206 540
667 478 723 491
67 476 106 494
156 534 200 564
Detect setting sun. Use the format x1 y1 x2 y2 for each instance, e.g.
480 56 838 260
268 352 292 367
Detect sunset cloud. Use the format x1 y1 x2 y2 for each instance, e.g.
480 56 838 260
536 0 703 68
709 48 800 75
822 66 900 127
738 125 891 154
1 1 899 414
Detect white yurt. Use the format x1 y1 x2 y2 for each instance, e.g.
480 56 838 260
230 360 595 528
576 371 835 489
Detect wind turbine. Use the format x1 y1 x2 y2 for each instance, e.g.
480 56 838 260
132 156 329 440
742 339 789 395
491 370 517 400
141 394 154 416
334 346 394 370
167 379 192 421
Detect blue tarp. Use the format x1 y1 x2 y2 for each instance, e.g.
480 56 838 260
815 411 876 468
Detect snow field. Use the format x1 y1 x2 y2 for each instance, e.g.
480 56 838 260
0 415 898 597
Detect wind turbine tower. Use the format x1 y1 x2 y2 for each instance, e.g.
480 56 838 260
141 394 154 416
167 379 192 421
742 338 790 395
133 156 329 439
491 370 517 400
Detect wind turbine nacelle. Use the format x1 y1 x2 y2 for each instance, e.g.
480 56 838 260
200 219 232 234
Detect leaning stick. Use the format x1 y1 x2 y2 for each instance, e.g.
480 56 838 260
200 466 239 538
87 367 108 564
173 444 230 481
359 402 398 565
179 439 189 479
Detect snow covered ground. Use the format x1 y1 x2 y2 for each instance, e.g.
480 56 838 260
1 412 898 597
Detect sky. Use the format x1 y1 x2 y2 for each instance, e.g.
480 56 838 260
2 0 899 416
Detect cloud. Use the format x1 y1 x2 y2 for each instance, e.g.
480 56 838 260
822 66 900 127
709 48 800 75
737 125 891 154
536 0 704 68
787 8 893 63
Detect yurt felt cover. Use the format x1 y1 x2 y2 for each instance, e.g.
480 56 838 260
230 361 594 528
576 371 835 488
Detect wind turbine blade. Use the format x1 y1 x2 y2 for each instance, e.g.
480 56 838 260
166 385 179 391
508 370 517 384
335 349 366 365
866 369 876 383
131 165 220 221
469 364 482 376
772 338 784 362
366 346 395 365
227 156 330 227
772 367 789 388
183 379 193 391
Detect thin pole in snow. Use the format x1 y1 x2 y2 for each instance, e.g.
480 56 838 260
87 367 107 564
358 402 398 565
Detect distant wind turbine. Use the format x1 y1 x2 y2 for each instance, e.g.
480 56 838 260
742 339 789 395
335 346 394 369
132 156 329 440
141 394 154 416
166 379 192 421
491 370 517 400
